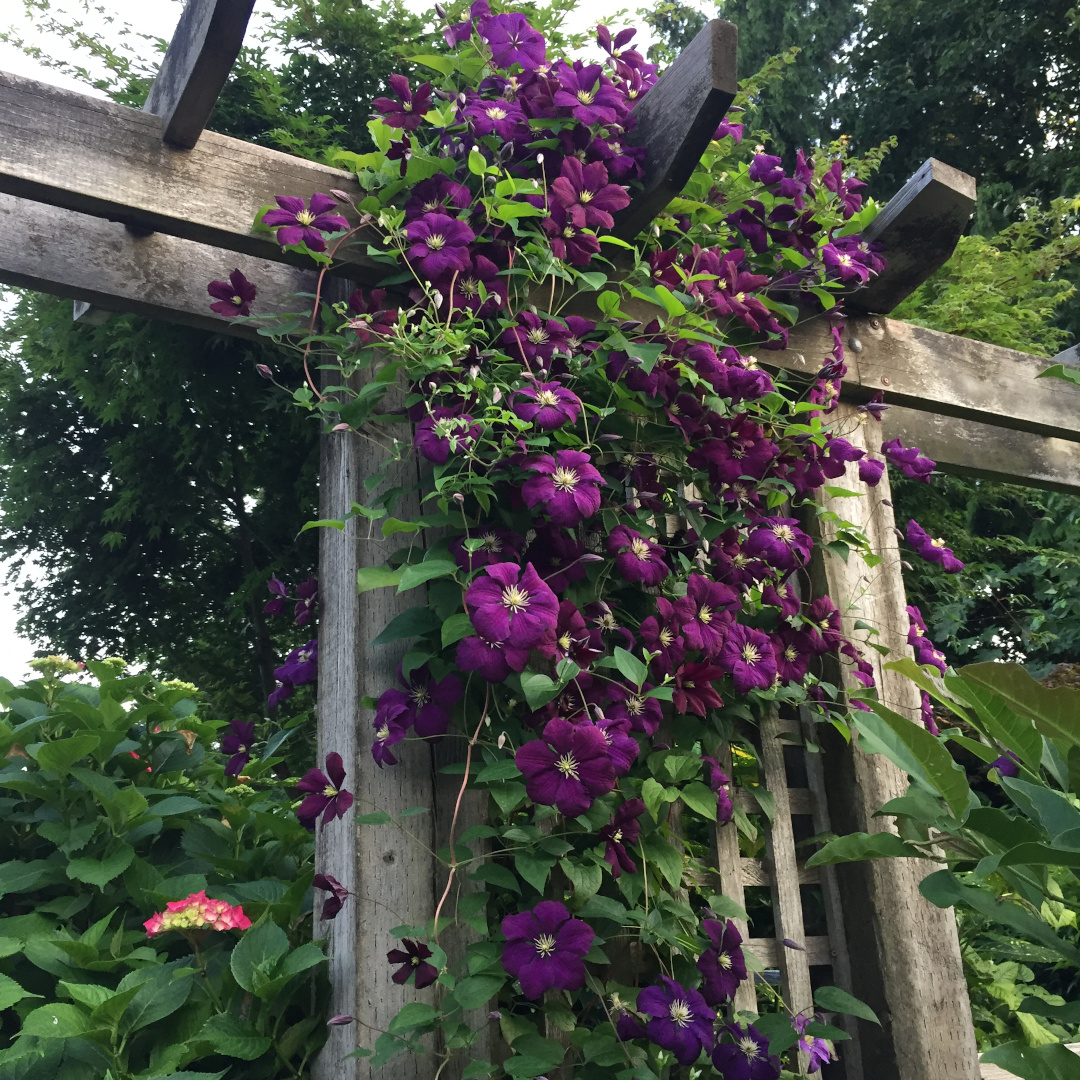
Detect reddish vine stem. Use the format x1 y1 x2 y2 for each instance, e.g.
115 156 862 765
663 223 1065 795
433 684 492 946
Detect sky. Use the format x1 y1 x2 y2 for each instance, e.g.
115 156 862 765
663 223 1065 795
0 0 702 682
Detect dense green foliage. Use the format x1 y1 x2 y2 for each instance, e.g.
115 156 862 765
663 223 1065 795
0 659 323 1079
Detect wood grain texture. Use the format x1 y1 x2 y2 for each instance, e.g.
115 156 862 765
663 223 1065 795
883 406 1080 494
773 315 1080 442
614 19 737 240
0 70 380 275
848 158 976 315
313 345 438 1080
0 193 316 337
808 404 979 1080
744 936 833 968
143 0 255 147
1051 344 1080 366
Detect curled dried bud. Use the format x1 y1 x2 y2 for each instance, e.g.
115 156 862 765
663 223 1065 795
178 730 198 753
256 364 273 379
881 498 893 507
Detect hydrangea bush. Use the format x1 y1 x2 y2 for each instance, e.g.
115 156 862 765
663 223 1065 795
211 4 967 1076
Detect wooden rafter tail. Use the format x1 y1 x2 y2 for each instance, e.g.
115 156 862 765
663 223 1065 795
144 0 257 149
0 70 376 276
614 19 738 241
847 157 976 315
0 194 316 337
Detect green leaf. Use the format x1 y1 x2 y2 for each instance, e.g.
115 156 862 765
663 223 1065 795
679 781 718 821
520 673 559 712
398 559 458 592
119 963 195 1034
20 1002 93 1037
475 759 521 784
299 518 345 533
514 852 556 894
388 1002 438 1034
230 919 290 993
356 810 393 825
854 703 970 817
406 53 457 75
1019 1000 1080 1024
469 863 521 893
961 662 1080 748
382 517 424 537
641 833 683 890
805 831 929 868
441 613 474 648
197 1014 272 1061
146 795 206 817
641 777 668 821
454 974 505 1010
36 734 100 776
357 566 403 593
371 606 442 645
559 858 602 903
1037 364 1080 386
980 1040 1080 1080
612 647 647 687
814 985 880 1024
468 149 488 175
0 858 63 897
0 972 40 1010
67 844 134 889
751 1011 801 1055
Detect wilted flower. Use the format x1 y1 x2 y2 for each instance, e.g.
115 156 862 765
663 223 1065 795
313 872 350 920
296 752 354 832
501 901 594 998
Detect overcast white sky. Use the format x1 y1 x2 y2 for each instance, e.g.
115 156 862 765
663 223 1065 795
0 0 703 682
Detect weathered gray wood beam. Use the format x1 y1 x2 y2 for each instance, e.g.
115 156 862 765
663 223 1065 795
847 158 976 315
772 316 1080 443
614 19 737 240
884 407 1080 494
1051 343 1079 366
144 0 256 148
0 70 378 276
0 193 315 336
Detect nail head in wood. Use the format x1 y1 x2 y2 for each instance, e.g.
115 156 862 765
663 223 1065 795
614 19 738 240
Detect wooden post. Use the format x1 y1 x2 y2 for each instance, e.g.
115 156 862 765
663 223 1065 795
314 331 438 1080
807 403 980 1080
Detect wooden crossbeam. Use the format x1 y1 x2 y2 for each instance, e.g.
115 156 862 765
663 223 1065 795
847 158 976 315
143 0 256 148
614 19 737 239
775 316 1080 443
0 70 373 275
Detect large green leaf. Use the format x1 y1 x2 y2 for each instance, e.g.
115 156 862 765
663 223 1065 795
0 859 64 898
20 1002 94 1038
197 1013 273 1060
35 734 100 776
805 831 929 868
641 833 684 890
67 844 134 889
944 673 1043 770
854 703 971 818
230 919 289 993
1002 777 1080 842
980 1040 1080 1080
0 972 40 1010
814 985 880 1024
454 974 505 1010
398 559 458 592
119 963 195 1034
961 663 1080 747
371 606 443 645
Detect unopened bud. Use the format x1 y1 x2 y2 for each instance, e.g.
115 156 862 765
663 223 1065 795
332 422 350 432
329 189 351 203
327 1015 355 1026
497 731 507 749
580 554 604 563
256 364 273 379
783 938 805 951
598 432 623 441
492 387 502 403
536 153 544 165
881 498 893 507
452 492 465 504
435 2 447 17
489 1011 502 1021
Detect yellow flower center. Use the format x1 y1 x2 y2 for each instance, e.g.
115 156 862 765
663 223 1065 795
773 524 795 543
741 643 761 664
739 1036 762 1059
931 538 947 548
231 295 243 306
784 646 798 661
576 88 596 104
733 554 749 568
669 1000 692 1026
403 101 413 112
734 291 746 303
537 390 560 406
552 466 580 492
481 533 502 552
501 585 531 613
534 933 557 956
558 633 573 650
659 628 674 646
323 784 339 797
580 189 594 203
718 951 732 970
699 606 714 624
296 210 316 225
612 828 623 842
411 955 420 965
627 695 644 715
460 277 480 297
375 724 390 740
486 105 508 120
423 199 441 212
563 226 576 239
630 538 652 561
527 328 549 344
426 234 446 251
555 753 579 779
410 686 430 706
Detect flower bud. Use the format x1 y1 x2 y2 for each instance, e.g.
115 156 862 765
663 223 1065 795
452 492 465 504
497 731 507 749
256 364 273 379
327 1015 355 1026
332 423 351 432
329 189 351 203
435 2 447 17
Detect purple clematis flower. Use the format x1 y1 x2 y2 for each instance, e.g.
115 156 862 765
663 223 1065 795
404 175 473 222
552 62 624 127
405 213 475 277
512 381 582 430
771 626 813 684
222 719 255 777
673 663 725 717
387 938 439 988
501 312 571 367
594 716 639 776
697 918 747 1005
263 573 288 616
991 750 1020 778
550 157 630 231
372 74 433 130
607 525 670 587
742 517 813 573
346 288 397 343
501 901 594 999
598 798 645 878
296 752 354 832
883 437 935 482
481 12 546 70
524 524 587 593
275 639 318 687
605 682 662 736
859 457 885 486
906 519 964 574
713 1023 782 1079
676 573 739 658
638 975 715 1065
515 717 616 816
761 580 799 618
793 1014 832 1073
466 562 559 649
522 450 603 527
456 636 517 683
414 408 481 464
313 872 349 920
464 95 528 141
719 624 778 693
543 205 602 266
701 755 734 825
208 269 257 317
450 527 523 571
293 575 318 626
640 597 686 675
375 666 463 739
262 194 349 253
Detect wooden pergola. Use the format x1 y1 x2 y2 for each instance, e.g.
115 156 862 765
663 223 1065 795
2 3 1078 1078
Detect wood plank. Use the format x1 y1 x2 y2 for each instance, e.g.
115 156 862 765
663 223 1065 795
0 193 315 336
0 70 378 276
848 158 976 315
884 407 1080 494
745 935 834 968
773 316 1080 442
1051 344 1080 366
144 0 256 148
614 19 737 240
807 405 980 1080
